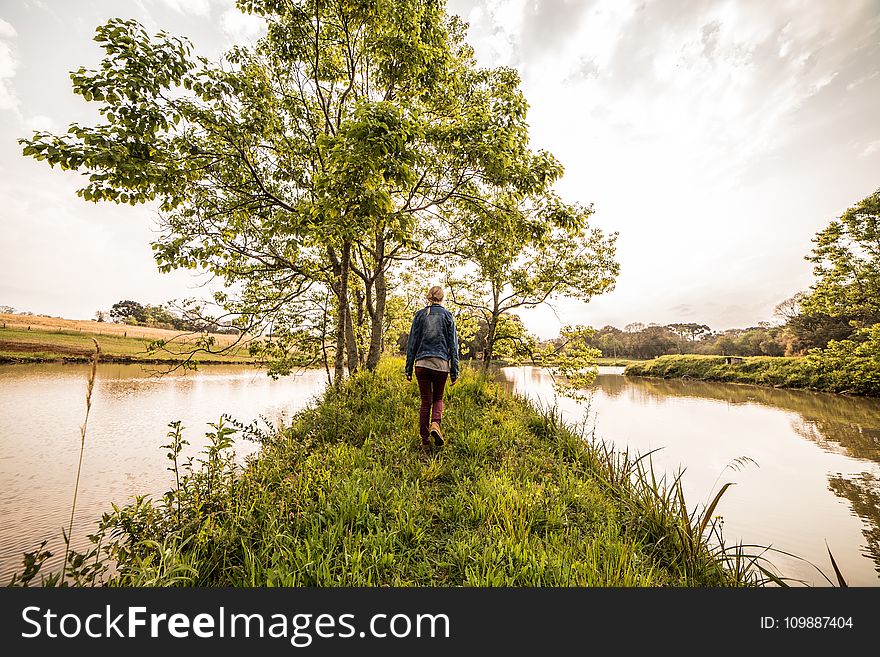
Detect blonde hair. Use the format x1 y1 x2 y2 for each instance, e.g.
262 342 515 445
427 285 444 304
426 285 444 314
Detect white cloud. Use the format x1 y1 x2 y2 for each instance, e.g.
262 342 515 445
861 139 880 157
558 2 858 181
847 70 879 91
458 0 525 65
25 114 58 133
220 7 266 44
153 0 266 42
160 0 213 17
0 39 16 80
519 0 592 59
0 18 20 113
466 0 872 187
0 17 17 39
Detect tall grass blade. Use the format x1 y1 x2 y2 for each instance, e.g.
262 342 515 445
825 542 848 587
674 471 689 528
63 338 100 581
756 565 790 587
698 482 734 537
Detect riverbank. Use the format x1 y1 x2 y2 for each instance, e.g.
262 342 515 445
0 315 255 364
594 357 644 367
624 354 877 396
28 359 764 587
487 357 642 368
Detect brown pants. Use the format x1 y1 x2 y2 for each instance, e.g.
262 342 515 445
415 366 448 440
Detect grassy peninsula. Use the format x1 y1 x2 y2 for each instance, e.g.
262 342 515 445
39 359 762 587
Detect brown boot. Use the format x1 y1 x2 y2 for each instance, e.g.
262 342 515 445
429 421 444 447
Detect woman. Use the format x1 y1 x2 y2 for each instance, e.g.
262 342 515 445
405 285 460 449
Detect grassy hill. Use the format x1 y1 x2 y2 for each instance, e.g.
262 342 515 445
0 313 253 364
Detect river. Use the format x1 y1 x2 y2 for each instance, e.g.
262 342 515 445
1 362 878 585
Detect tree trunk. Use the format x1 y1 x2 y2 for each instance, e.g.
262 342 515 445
345 299 359 374
366 267 387 370
355 289 367 369
320 291 332 385
483 314 498 371
482 290 500 371
333 241 351 385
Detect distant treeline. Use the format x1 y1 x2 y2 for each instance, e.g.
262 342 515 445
542 322 786 360
103 300 239 335
394 305 862 363
533 311 869 361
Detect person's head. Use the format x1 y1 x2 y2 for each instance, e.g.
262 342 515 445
427 285 444 305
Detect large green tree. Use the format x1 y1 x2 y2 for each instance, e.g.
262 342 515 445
442 193 619 367
774 188 880 352
21 1 555 381
666 322 710 351
801 188 880 328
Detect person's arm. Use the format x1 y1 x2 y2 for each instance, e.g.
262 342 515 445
405 312 420 379
448 312 460 382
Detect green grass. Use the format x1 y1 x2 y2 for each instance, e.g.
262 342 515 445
489 357 643 367
20 358 773 587
595 357 645 367
624 354 869 395
0 327 255 364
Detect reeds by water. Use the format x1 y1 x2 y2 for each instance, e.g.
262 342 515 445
61 339 101 579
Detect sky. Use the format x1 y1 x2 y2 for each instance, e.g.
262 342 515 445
1 0 878 338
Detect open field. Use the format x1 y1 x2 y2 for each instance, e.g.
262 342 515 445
0 313 245 342
594 357 644 367
0 313 254 363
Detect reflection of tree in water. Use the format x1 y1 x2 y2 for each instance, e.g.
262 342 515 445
828 473 880 575
497 368 880 460
616 376 880 462
499 367 880 462
790 417 880 463
594 373 628 398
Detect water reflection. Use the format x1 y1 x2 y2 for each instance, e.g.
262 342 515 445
497 366 880 585
828 473 880 575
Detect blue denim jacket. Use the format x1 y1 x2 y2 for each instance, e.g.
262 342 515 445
405 304 460 380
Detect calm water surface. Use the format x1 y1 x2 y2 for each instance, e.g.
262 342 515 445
2 362 879 585
499 366 880 586
0 363 327 580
